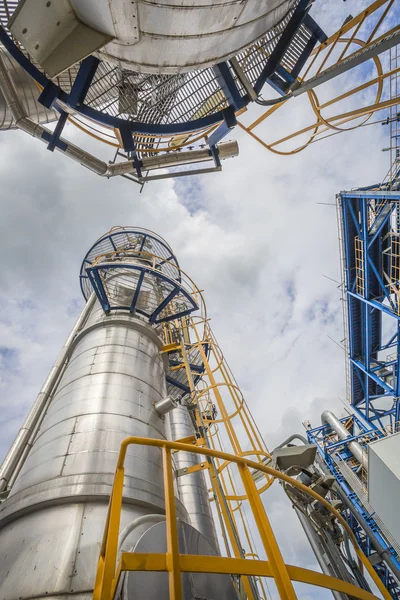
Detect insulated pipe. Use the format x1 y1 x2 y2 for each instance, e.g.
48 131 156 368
0 52 238 179
294 507 350 600
168 404 220 552
118 514 166 550
321 411 368 471
0 294 96 492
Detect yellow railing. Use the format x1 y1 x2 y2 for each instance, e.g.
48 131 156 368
237 0 399 156
93 438 390 600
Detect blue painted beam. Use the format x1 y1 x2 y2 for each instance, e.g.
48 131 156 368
129 270 145 313
348 291 400 322
150 288 180 324
213 62 245 110
207 105 237 148
47 111 69 152
68 56 100 107
254 0 310 95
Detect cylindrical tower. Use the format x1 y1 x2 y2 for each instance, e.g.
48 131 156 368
0 227 224 600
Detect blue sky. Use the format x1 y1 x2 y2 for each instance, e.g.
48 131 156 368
0 1 396 597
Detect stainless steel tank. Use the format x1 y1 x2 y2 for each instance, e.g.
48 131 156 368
71 0 297 73
168 405 219 550
0 301 187 600
0 227 226 600
10 0 297 75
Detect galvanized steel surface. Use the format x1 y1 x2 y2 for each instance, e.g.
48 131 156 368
321 411 368 471
69 0 297 73
0 46 57 130
168 405 219 551
0 302 186 599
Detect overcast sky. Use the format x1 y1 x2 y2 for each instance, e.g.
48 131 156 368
0 0 395 597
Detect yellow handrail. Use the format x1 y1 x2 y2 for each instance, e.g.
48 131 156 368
93 437 391 600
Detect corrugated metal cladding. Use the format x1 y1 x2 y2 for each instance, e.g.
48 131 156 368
368 431 400 547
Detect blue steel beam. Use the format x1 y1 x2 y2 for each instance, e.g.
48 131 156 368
0 4 323 139
87 263 198 322
341 191 400 428
306 421 400 598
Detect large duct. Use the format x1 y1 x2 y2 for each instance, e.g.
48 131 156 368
321 411 368 471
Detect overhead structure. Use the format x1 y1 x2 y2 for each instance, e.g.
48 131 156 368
0 225 392 600
338 189 400 428
239 0 400 157
0 0 398 185
0 0 325 185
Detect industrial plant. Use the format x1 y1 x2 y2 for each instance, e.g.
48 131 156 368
0 1 400 600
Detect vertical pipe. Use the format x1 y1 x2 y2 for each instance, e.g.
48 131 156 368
321 411 368 470
168 404 219 550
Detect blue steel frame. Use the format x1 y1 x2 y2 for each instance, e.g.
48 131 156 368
341 191 400 429
80 228 206 397
0 0 326 176
307 417 400 598
79 229 181 299
85 263 197 322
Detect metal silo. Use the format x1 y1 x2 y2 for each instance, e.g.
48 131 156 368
0 227 229 600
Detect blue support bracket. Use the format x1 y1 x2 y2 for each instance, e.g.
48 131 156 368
40 127 68 152
68 56 100 107
129 270 145 313
166 375 190 394
254 0 310 95
38 81 62 109
207 105 237 149
150 288 179 324
86 268 110 313
43 56 101 153
47 111 69 152
118 121 142 177
209 145 221 169
213 61 245 110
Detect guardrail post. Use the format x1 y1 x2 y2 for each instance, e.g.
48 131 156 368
238 462 298 600
163 446 183 600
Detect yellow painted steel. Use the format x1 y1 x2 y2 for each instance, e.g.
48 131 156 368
179 462 209 475
163 447 183 600
88 243 393 600
238 462 296 600
92 437 391 600
118 553 382 600
238 0 398 155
